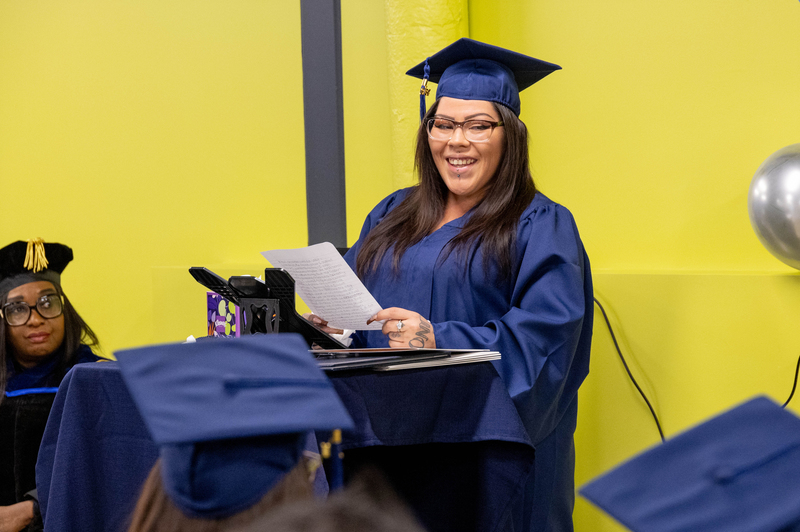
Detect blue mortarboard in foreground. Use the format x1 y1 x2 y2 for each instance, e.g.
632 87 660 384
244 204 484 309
116 333 354 519
580 396 800 532
406 38 561 119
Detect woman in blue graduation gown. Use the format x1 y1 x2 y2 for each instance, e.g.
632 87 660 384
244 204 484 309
339 40 593 532
0 239 100 532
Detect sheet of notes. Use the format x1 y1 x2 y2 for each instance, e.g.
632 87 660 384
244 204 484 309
261 242 383 331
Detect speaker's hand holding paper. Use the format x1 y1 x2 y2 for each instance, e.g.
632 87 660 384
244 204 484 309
261 243 384 331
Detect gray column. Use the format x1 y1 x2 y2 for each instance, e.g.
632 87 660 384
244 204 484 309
300 0 346 247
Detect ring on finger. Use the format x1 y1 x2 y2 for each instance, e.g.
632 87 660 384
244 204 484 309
396 320 404 331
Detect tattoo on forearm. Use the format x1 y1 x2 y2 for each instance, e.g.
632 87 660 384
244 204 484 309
408 318 432 348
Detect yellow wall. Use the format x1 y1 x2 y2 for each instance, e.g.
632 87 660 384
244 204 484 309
470 0 800 271
3 1 800 530
1 1 309 351
466 1 800 530
341 0 469 230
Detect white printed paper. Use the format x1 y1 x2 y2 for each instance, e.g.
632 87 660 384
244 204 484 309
261 242 383 330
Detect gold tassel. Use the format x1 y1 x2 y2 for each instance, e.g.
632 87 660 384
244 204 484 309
24 238 48 273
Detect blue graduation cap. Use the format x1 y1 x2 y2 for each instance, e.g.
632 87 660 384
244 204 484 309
406 38 561 119
579 396 800 532
115 333 354 519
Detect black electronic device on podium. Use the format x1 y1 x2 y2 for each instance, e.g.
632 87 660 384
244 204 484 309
189 267 346 349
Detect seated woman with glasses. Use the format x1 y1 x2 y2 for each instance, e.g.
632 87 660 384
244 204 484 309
312 39 593 532
0 239 100 532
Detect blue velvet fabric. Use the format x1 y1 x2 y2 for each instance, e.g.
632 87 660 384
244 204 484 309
114 334 353 446
114 334 351 519
5 344 100 393
36 362 159 532
405 38 561 117
581 397 800 532
437 59 522 116
1 344 100 508
328 362 536 532
35 362 330 531
345 189 593 532
159 435 305 519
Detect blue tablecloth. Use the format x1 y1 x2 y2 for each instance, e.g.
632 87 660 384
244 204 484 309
36 362 158 532
330 362 532 447
328 364 536 532
36 361 534 532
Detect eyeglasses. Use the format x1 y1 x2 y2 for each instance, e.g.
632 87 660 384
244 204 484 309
426 118 504 143
1 294 64 327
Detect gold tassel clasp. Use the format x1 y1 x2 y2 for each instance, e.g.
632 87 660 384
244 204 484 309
420 78 431 96
24 238 48 273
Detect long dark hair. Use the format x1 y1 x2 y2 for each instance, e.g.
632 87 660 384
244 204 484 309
355 100 536 280
0 281 99 398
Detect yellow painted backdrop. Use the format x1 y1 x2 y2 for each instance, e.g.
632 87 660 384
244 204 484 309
3 1 800 530
1 0 309 350
465 1 800 530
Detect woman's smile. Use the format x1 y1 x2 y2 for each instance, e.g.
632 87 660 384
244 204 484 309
429 97 504 208
447 157 477 170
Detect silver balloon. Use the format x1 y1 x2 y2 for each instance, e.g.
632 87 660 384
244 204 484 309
748 143 800 270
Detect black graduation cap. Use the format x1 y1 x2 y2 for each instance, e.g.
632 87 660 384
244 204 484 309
406 38 561 119
0 239 73 296
579 396 800 532
115 333 354 519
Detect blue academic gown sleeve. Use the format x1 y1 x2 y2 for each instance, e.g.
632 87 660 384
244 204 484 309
434 200 591 446
345 189 593 531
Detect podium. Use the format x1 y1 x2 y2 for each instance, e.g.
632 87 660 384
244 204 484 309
36 361 534 532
